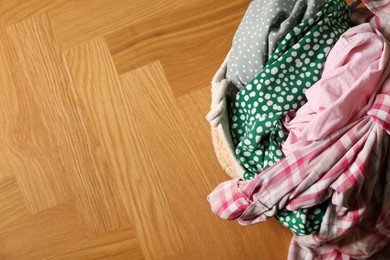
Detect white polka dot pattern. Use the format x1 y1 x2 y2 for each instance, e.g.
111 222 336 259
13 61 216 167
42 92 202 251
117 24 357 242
228 0 350 236
230 0 350 181
226 0 328 90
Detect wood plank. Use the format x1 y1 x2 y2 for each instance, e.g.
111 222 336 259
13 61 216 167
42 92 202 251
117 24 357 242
0 199 143 259
62 38 134 237
0 0 66 25
0 19 20 180
105 0 249 76
65 42 189 258
45 226 144 260
6 14 73 213
118 62 195 259
161 33 233 96
0 176 29 229
0 201 87 260
48 0 205 49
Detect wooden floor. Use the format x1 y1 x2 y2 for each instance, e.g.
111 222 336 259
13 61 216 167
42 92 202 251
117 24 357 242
0 0 292 259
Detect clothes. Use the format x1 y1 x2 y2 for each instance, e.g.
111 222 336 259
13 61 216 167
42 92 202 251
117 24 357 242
230 0 350 181
209 90 390 259
350 6 390 41
280 20 390 236
276 200 328 235
286 19 390 260
226 0 327 89
288 127 390 259
369 8 390 39
282 23 390 156
208 22 390 259
363 0 390 25
229 0 350 236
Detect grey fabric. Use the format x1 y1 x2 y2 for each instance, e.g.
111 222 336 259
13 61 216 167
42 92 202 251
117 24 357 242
226 0 327 89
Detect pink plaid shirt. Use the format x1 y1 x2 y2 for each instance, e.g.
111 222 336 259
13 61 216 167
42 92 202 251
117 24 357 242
208 22 390 259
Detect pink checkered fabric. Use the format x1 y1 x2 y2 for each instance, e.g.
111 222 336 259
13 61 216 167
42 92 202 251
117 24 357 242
368 92 390 132
363 0 390 25
208 115 380 221
207 179 254 221
208 77 390 259
207 7 390 258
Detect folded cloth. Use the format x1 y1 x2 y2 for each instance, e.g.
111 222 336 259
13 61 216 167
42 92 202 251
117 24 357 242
208 22 390 258
226 0 327 89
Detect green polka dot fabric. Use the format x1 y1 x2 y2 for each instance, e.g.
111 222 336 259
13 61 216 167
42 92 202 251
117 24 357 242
276 200 329 236
229 0 350 235
230 0 350 176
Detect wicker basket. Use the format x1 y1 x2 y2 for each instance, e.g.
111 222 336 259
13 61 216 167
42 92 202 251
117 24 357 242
206 50 246 179
206 0 370 181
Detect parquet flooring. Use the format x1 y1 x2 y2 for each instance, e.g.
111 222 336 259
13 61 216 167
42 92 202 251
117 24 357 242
0 0 295 259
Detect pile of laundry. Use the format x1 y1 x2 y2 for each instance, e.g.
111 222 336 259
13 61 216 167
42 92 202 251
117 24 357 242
206 0 390 258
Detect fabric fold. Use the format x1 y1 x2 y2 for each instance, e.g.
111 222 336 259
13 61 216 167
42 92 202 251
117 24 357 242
282 23 390 156
208 21 390 258
229 0 350 181
226 0 327 89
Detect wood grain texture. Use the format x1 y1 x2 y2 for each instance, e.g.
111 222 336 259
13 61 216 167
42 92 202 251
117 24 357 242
0 201 143 259
63 37 133 237
45 226 144 260
0 201 87 260
120 62 292 259
161 33 233 96
0 0 66 25
48 0 206 49
0 177 29 230
119 62 190 259
0 0 305 258
0 19 20 180
105 0 250 75
6 14 73 213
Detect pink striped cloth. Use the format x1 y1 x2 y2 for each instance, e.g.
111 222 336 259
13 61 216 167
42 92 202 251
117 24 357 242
363 0 390 24
359 0 390 40
208 23 390 259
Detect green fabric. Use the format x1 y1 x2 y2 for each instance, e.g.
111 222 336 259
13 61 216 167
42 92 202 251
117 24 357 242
230 0 350 235
277 200 329 236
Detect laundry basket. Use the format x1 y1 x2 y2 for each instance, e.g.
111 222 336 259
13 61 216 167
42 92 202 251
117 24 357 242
206 0 368 182
206 0 390 258
207 50 245 179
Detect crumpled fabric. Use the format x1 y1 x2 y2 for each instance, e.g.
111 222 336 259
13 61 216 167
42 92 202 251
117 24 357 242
208 21 390 259
362 0 390 25
228 0 350 236
229 0 350 180
282 22 389 156
226 0 327 89
288 125 390 259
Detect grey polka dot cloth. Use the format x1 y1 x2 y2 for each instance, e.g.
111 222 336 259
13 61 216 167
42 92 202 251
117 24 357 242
226 0 327 89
